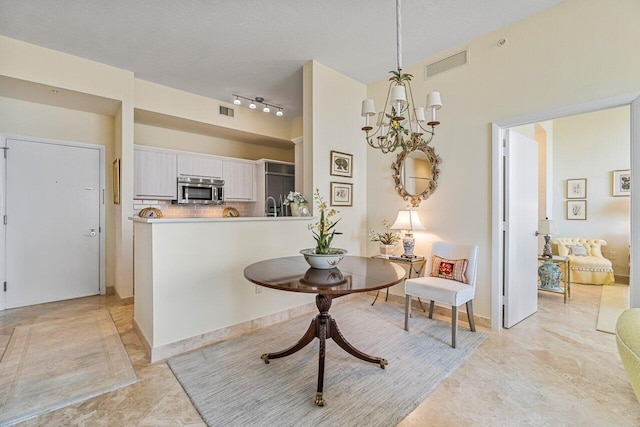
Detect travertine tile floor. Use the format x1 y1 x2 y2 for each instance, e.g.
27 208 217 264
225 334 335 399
1 284 638 426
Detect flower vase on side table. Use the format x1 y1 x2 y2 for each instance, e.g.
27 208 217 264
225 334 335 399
379 244 394 257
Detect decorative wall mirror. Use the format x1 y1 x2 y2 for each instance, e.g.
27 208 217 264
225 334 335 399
391 144 441 207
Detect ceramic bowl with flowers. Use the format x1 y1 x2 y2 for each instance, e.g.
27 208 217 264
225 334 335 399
300 188 347 269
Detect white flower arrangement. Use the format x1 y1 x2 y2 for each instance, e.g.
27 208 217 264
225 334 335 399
283 191 307 206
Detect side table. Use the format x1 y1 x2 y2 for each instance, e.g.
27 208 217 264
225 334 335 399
537 255 571 303
371 255 427 308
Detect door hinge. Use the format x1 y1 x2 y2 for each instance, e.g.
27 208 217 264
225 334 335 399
1 146 8 159
3 282 6 292
99 226 102 233
3 215 6 225
502 146 508 157
502 221 508 231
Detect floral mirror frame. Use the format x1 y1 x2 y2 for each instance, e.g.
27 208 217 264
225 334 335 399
391 144 441 207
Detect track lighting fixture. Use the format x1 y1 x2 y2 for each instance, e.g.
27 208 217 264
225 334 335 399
231 94 283 117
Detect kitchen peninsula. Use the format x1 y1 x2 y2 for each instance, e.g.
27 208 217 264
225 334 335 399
132 216 318 362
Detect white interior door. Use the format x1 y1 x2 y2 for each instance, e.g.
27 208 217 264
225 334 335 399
5 138 101 308
504 129 539 328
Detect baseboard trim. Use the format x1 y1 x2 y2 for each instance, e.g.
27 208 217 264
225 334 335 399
142 294 361 363
132 317 152 358
105 286 115 296
115 288 134 306
615 275 630 285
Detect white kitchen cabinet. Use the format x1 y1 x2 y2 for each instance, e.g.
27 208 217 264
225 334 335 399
223 160 256 201
134 148 177 199
177 154 223 178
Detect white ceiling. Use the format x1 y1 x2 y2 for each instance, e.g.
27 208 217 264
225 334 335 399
0 0 563 117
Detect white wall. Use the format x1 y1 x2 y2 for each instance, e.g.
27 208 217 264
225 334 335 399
366 0 640 318
0 97 117 288
304 61 368 255
552 106 630 277
134 219 315 353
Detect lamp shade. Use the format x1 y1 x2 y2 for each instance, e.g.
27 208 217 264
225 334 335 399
390 210 426 232
361 99 376 117
390 86 407 106
415 107 426 122
538 219 558 235
426 91 443 110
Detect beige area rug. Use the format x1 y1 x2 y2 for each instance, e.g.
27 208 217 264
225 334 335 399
0 309 137 426
169 297 487 427
596 284 630 334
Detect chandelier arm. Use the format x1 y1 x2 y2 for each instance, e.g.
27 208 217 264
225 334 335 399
416 122 436 135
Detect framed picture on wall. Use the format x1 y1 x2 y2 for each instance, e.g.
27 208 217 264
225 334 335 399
330 150 353 178
612 169 630 197
567 200 587 220
566 178 587 199
330 182 353 206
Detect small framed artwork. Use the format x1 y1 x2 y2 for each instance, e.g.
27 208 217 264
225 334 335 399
330 150 353 178
566 178 587 199
566 200 587 220
112 158 121 205
330 182 353 207
612 169 630 197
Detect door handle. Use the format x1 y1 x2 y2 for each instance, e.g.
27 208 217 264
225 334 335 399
83 229 97 237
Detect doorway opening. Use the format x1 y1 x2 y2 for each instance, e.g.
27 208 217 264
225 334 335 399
491 92 640 330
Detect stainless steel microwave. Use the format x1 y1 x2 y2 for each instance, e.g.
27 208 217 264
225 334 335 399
174 176 224 205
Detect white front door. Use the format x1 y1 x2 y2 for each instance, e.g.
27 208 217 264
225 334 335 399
504 129 539 328
5 138 101 308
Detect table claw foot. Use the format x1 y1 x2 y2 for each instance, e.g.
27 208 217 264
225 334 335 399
261 354 270 364
380 358 388 369
315 392 324 407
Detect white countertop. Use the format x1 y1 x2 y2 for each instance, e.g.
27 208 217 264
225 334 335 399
130 216 316 223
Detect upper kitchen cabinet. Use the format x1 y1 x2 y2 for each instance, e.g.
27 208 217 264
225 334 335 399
223 160 256 201
134 147 177 199
177 154 223 178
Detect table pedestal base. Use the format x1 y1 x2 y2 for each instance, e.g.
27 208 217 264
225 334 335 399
261 294 387 406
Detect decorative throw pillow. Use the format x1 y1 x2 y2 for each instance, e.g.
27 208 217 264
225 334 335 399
430 256 469 283
569 244 588 256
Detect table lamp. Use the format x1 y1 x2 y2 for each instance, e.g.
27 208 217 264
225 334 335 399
390 209 426 258
536 217 558 258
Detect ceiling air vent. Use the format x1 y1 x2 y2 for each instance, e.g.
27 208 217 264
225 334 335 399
219 105 235 118
425 49 468 79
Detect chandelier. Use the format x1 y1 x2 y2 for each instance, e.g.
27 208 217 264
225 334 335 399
361 0 443 154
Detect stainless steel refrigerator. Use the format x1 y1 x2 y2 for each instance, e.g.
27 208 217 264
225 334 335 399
264 162 295 216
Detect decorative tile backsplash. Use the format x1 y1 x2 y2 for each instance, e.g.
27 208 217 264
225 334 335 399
133 200 254 218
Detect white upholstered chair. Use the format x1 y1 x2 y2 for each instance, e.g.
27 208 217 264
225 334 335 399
404 242 479 348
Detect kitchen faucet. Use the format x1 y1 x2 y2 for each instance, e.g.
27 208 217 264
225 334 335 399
265 196 277 217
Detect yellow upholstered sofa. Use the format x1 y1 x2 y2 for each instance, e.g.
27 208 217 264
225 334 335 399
550 238 615 285
616 309 640 402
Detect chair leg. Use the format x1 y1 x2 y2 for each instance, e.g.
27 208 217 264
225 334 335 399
466 300 476 332
428 300 435 319
451 306 458 348
404 295 411 331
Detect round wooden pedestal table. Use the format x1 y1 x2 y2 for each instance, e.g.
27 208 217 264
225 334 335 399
243 256 405 407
